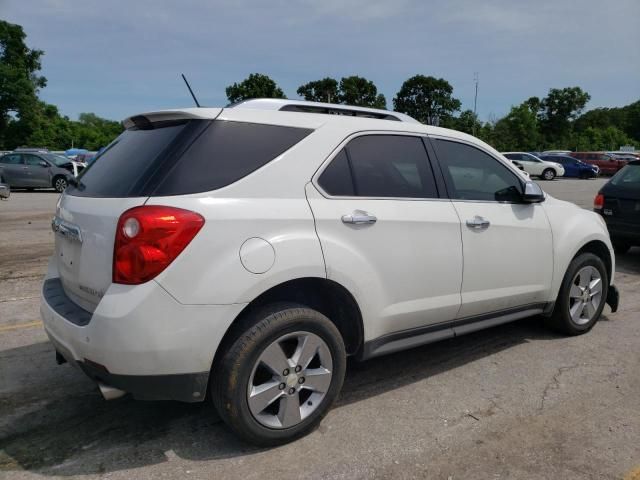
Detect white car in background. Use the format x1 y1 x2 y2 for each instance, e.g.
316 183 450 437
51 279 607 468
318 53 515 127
502 152 565 180
41 99 619 446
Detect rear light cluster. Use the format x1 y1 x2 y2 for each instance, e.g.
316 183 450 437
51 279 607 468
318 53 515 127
113 206 204 284
594 193 604 210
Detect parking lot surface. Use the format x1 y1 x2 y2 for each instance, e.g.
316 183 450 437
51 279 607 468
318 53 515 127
1 179 639 479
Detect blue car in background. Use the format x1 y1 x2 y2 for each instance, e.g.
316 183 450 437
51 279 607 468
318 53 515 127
538 154 599 179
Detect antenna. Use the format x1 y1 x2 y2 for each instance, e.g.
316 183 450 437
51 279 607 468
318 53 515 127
181 73 201 107
473 72 479 136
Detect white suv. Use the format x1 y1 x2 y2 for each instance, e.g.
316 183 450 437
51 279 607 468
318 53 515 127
502 152 565 180
41 99 619 445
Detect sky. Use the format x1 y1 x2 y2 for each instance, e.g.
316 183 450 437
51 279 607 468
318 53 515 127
2 0 639 122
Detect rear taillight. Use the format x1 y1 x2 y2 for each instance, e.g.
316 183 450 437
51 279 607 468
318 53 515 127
594 193 604 210
113 206 204 284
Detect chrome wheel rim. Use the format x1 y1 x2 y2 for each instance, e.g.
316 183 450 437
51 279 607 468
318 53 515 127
56 178 67 191
544 170 554 180
247 331 333 429
568 266 603 325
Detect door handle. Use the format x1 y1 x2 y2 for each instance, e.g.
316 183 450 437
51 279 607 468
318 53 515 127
342 210 377 225
466 215 490 230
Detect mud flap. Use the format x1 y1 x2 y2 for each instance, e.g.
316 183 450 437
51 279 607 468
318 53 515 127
607 285 619 313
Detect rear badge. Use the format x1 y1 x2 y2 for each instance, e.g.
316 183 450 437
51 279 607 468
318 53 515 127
78 284 104 299
603 209 613 216
51 216 83 243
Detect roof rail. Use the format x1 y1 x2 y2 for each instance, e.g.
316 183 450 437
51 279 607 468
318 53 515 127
230 98 419 123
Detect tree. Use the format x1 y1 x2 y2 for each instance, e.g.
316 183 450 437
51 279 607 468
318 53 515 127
492 104 540 151
537 87 591 145
338 76 386 108
225 73 286 104
393 75 461 125
0 20 47 148
297 77 339 103
448 109 481 135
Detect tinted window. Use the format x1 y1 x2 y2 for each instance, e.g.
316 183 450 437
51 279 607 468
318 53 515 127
68 119 312 198
1 154 22 165
154 121 312 196
611 164 640 187
24 154 46 166
503 153 521 160
345 135 437 198
318 150 354 196
435 140 523 202
71 121 190 197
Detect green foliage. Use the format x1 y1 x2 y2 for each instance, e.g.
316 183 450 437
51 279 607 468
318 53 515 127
225 73 286 104
338 76 386 108
444 109 481 135
297 77 339 103
0 20 47 148
393 75 461 125
536 87 591 145
492 104 540 151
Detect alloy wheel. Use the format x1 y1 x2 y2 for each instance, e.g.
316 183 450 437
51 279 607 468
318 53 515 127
247 331 333 429
568 266 603 325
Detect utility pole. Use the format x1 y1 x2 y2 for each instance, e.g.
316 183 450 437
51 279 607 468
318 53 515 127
473 72 479 136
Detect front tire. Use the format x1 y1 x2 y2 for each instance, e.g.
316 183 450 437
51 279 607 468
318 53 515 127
53 176 68 193
541 168 556 180
545 253 608 335
212 304 346 446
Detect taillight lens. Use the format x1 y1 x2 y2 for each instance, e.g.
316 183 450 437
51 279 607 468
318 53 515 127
113 206 204 284
594 193 604 210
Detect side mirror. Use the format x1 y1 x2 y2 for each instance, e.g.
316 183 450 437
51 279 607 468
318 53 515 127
39 160 49 167
522 181 545 203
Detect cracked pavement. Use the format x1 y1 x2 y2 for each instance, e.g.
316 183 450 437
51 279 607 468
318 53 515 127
1 180 639 479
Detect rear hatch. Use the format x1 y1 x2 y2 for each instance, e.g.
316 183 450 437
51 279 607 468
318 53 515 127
601 162 640 226
54 110 221 312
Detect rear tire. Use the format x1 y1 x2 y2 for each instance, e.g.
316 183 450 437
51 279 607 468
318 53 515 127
541 168 556 180
545 253 608 335
212 303 346 446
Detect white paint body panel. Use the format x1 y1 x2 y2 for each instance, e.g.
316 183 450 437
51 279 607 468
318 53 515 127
306 184 463 341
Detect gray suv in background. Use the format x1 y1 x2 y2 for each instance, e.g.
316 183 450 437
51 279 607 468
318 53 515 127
0 152 78 192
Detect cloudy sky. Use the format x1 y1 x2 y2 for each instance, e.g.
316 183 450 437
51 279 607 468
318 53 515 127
2 0 639 122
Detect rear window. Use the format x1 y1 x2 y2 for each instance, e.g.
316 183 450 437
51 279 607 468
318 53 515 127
69 119 312 198
611 164 640 187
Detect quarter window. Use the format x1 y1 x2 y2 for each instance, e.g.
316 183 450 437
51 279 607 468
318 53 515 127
435 139 523 202
318 135 437 198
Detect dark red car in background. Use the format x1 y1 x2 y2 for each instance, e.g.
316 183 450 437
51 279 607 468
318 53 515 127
572 152 627 175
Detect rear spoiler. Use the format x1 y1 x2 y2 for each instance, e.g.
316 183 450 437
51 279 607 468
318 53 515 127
122 108 222 129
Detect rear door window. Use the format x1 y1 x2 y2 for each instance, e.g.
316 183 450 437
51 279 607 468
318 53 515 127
318 135 438 198
1 154 23 165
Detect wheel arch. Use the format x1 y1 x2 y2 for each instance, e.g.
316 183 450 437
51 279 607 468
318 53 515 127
575 239 612 282
212 277 365 369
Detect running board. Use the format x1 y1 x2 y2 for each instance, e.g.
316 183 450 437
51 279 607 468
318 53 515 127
361 303 547 360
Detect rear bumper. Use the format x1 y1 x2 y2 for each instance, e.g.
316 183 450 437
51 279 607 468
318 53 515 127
603 219 640 244
40 258 247 402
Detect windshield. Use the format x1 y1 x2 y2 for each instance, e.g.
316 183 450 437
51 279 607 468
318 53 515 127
44 153 72 167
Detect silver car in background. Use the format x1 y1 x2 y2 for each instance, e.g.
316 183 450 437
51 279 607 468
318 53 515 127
0 151 81 192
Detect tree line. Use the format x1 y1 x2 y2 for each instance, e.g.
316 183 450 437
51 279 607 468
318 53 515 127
1 20 638 153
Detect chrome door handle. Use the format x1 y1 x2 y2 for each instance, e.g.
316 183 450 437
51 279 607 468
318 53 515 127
342 210 377 225
466 215 490 230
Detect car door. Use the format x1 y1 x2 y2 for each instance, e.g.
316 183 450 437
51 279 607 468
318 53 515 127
0 154 27 186
431 137 553 318
23 154 53 187
306 133 463 342
515 154 542 176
